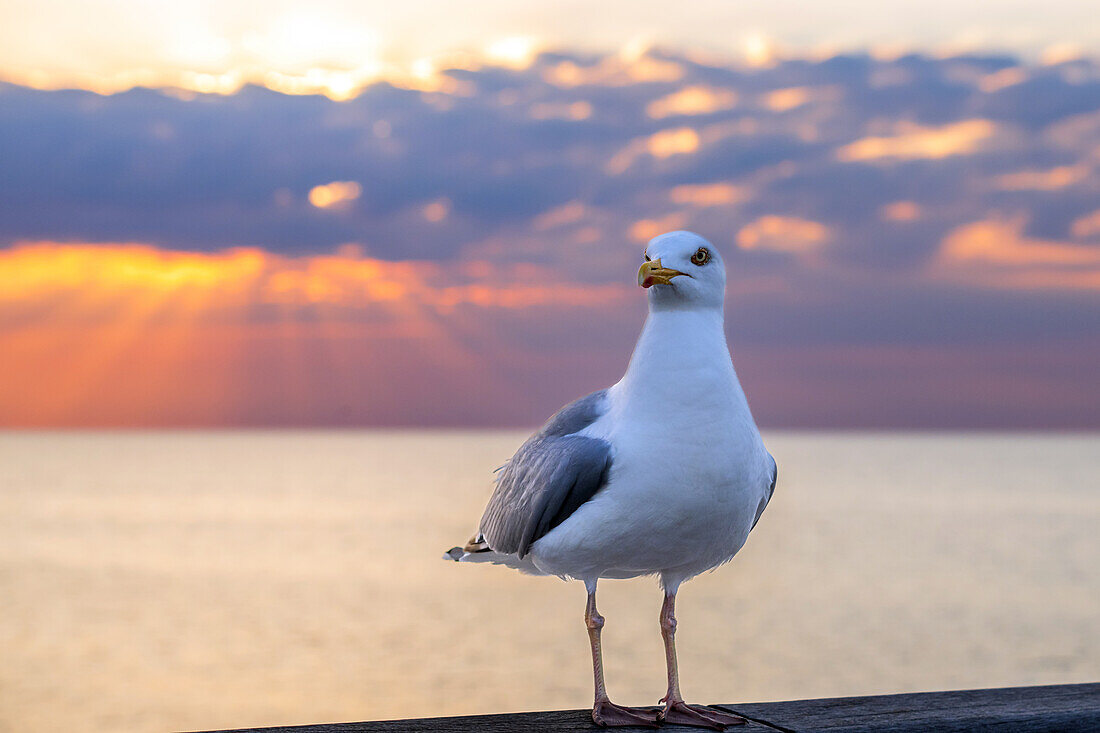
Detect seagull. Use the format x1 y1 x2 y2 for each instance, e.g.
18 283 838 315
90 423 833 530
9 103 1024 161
446 231 777 730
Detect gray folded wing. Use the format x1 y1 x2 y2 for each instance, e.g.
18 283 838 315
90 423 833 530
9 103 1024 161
479 390 612 558
751 451 778 530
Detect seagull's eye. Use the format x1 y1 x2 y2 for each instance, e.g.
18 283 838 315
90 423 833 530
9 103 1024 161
690 247 710 266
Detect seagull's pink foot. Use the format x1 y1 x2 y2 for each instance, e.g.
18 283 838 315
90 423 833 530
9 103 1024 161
591 700 660 728
658 700 746 730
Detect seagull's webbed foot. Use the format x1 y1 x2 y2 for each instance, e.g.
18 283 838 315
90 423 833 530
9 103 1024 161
658 699 745 730
591 699 660 728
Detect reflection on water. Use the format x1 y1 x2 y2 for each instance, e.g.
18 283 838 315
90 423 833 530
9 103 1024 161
0 431 1097 732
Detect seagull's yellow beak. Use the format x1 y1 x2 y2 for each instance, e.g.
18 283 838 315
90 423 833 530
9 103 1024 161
637 259 686 288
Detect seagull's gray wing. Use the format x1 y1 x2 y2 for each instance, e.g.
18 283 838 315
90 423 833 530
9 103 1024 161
479 390 612 559
751 452 778 530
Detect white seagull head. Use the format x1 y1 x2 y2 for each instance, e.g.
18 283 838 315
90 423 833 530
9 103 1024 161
638 230 726 311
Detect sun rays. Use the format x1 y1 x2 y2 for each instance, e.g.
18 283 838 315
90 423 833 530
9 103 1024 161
0 242 632 426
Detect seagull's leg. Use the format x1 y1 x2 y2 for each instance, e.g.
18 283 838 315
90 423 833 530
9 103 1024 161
657 589 746 730
585 581 658 728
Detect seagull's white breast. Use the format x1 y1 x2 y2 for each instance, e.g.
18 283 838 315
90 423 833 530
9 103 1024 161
529 308 772 583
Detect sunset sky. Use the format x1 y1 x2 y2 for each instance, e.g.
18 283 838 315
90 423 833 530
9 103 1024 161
3 1 1100 95
1 2 1099 427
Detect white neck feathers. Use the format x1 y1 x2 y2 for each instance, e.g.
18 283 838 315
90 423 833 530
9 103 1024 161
616 307 742 411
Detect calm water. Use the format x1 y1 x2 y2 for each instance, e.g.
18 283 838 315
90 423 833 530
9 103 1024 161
0 431 1097 732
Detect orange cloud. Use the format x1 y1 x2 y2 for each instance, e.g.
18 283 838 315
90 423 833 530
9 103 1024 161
646 86 737 118
421 198 451 222
880 200 922 222
978 67 1027 93
0 242 633 426
629 214 688 242
736 216 829 253
762 85 841 112
763 86 809 111
1071 209 1100 239
484 36 539 69
742 32 777 67
308 181 361 209
765 86 809 110
0 242 630 315
668 183 748 208
993 164 1089 190
606 127 700 174
646 127 700 158
529 100 592 120
837 119 999 162
936 218 1100 290
0 242 266 301
544 55 683 88
533 201 587 230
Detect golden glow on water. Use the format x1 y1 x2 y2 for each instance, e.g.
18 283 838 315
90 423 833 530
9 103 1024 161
0 431 1096 733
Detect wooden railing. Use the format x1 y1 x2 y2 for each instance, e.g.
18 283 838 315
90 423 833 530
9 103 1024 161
196 682 1100 732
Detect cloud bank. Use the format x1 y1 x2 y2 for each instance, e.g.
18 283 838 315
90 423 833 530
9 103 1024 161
1 50 1098 427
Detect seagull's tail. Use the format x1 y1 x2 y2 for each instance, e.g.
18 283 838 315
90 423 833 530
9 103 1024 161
443 533 492 562
442 534 547 575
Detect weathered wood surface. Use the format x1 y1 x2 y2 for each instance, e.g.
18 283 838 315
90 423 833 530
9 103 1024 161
721 683 1100 732
196 682 1100 733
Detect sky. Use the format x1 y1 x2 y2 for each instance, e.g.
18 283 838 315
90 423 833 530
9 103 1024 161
2 1 1100 95
1 2 1099 428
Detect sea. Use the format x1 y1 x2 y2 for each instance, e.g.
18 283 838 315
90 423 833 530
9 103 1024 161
0 431 1097 732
